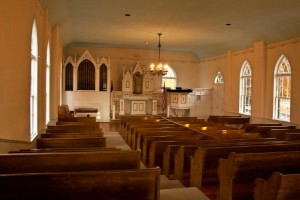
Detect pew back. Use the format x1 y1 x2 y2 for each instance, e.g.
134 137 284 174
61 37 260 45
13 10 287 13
0 168 160 200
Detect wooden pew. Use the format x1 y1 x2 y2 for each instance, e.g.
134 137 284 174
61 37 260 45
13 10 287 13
41 132 104 138
9 147 120 153
188 142 297 188
142 134 206 164
47 124 101 129
45 128 103 133
242 123 282 132
135 129 194 151
254 172 300 200
147 129 254 169
37 137 106 148
58 116 96 122
265 128 300 140
125 120 174 142
119 116 163 138
285 133 300 141
148 140 216 168
253 125 296 136
0 167 160 200
217 151 300 200
207 115 241 123
56 121 101 126
163 138 279 179
129 124 183 148
0 150 141 173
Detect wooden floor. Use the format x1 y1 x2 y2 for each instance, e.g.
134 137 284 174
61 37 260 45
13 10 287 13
100 121 210 200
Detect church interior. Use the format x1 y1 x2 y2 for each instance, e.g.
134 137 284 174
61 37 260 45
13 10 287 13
1 0 300 199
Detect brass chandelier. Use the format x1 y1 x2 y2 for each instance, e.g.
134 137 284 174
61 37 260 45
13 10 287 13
149 33 168 76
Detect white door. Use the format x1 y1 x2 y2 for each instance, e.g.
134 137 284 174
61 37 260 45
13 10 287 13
211 83 224 115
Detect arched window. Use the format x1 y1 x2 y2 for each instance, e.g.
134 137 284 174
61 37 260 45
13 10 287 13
30 19 38 139
45 40 50 124
162 65 176 89
65 63 73 91
273 55 291 122
77 59 95 90
100 64 107 91
239 61 252 115
214 71 224 84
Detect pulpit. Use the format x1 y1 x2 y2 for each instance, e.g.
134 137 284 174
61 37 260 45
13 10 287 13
167 89 193 117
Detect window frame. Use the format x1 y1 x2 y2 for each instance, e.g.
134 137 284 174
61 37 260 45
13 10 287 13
162 65 176 89
273 55 291 122
239 61 252 115
30 19 38 140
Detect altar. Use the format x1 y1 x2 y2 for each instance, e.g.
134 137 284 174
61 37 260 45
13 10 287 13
112 60 163 116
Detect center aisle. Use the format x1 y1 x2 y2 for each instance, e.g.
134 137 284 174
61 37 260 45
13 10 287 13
101 123 210 200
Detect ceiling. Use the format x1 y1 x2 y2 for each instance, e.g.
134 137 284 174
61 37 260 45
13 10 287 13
39 0 300 59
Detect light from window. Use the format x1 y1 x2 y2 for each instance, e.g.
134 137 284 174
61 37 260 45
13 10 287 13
214 71 224 84
239 61 252 115
30 19 38 139
162 65 176 89
273 55 291 122
46 41 50 124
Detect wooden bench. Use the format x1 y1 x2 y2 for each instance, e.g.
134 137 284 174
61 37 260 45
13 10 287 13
47 124 101 129
189 142 298 188
0 167 160 200
285 133 300 140
56 121 101 126
142 134 205 164
37 137 106 148
125 120 174 142
58 116 96 122
207 115 242 123
129 124 182 148
41 132 104 138
254 172 300 200
162 138 279 179
217 151 300 200
9 147 120 153
242 123 282 132
131 126 188 149
253 125 296 136
0 150 141 173
137 130 197 152
148 140 216 168
45 128 103 133
264 128 300 140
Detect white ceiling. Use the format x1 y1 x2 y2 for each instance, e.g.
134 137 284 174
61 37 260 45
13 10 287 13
39 0 300 59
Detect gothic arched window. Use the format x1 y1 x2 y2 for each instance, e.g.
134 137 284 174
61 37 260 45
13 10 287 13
100 64 107 91
239 61 252 115
273 55 291 122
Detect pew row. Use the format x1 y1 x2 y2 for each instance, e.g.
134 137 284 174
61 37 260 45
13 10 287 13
254 172 300 200
36 137 106 148
217 151 300 200
41 132 103 138
0 150 141 173
0 168 160 200
189 142 298 188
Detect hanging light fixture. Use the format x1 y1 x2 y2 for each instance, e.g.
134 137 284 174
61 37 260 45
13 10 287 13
150 33 168 76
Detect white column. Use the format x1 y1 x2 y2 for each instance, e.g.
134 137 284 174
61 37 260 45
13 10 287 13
119 99 125 115
167 105 170 117
112 104 116 119
152 100 157 115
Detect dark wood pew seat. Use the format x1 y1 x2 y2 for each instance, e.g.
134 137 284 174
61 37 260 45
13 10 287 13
0 167 160 200
37 137 106 148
